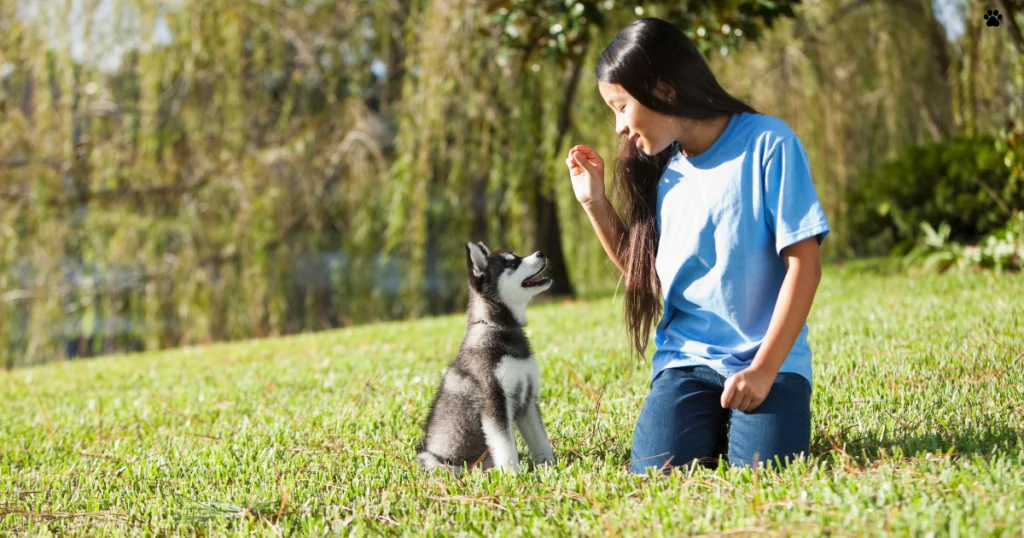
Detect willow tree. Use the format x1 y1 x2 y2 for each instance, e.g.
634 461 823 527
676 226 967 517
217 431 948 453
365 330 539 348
0 0 409 367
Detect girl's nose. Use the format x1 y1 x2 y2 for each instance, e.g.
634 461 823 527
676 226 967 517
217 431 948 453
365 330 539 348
616 119 629 137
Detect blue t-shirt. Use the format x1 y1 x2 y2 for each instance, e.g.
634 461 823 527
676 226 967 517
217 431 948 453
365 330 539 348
652 112 830 388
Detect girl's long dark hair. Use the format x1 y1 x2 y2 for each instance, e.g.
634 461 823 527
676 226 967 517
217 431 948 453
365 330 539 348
596 18 758 358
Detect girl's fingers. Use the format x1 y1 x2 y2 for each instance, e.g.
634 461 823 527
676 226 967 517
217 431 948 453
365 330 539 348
569 146 601 172
720 380 736 408
740 395 754 412
569 152 585 169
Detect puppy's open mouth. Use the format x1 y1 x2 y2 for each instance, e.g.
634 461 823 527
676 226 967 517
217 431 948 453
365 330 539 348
521 263 551 288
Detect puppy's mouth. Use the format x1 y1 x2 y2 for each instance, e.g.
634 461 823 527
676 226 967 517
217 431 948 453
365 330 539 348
521 262 551 288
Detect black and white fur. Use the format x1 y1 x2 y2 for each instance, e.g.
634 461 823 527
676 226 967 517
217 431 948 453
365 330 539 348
415 242 556 474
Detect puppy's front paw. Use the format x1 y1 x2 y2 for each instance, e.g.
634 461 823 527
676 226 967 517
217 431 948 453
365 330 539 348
533 453 556 467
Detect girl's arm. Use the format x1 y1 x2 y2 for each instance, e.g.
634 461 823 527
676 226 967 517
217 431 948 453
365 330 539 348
582 195 628 275
567 145 628 274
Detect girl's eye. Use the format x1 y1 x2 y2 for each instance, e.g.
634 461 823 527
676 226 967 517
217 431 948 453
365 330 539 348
618 105 626 113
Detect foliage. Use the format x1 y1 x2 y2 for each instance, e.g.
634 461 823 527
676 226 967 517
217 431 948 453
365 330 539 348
2 268 1024 535
906 212 1024 273
483 0 801 61
846 135 1023 257
0 0 402 367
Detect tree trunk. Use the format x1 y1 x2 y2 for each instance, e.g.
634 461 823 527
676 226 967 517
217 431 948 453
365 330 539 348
997 0 1024 56
919 0 953 139
533 57 584 297
965 0 983 134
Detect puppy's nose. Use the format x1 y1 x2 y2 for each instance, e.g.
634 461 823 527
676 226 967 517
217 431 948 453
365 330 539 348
535 252 545 259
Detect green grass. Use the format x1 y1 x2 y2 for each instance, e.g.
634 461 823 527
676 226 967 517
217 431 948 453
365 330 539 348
2 267 1023 536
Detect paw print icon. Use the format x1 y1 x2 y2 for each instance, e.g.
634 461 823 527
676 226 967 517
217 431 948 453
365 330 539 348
984 9 1002 27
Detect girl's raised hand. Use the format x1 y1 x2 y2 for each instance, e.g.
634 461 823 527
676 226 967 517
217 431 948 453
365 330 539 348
566 145 606 207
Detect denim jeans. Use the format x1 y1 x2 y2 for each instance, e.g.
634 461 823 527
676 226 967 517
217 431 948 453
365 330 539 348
630 365 812 474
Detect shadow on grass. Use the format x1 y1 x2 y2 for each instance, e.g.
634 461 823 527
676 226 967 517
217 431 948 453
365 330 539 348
554 424 1024 474
812 425 1024 465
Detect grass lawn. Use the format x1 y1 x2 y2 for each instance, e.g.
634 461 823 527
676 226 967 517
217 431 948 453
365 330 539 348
2 266 1023 536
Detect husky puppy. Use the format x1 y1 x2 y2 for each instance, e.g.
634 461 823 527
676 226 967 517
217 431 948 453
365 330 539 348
415 242 556 474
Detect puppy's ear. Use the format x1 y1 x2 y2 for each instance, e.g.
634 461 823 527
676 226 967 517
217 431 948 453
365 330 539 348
466 242 488 277
476 242 491 257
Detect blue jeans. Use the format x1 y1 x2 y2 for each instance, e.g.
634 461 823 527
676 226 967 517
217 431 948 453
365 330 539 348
630 365 811 474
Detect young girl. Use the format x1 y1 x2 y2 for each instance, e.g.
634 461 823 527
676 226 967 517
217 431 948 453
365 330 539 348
566 18 830 473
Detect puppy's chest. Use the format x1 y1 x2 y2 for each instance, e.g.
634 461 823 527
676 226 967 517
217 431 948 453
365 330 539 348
493 356 540 415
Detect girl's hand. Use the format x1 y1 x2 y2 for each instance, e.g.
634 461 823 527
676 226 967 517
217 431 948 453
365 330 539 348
721 367 777 413
565 145 606 207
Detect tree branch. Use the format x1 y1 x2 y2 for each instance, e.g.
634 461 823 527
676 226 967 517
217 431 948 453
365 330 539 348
794 0 876 39
0 156 64 169
0 176 214 205
78 177 212 203
997 0 1024 56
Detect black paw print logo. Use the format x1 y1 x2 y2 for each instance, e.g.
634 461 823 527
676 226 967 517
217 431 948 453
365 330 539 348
984 9 1002 27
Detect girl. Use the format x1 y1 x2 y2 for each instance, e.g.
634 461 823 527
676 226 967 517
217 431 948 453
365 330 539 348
566 17 830 473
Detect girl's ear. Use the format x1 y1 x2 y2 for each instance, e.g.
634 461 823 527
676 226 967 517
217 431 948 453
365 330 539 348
653 79 676 104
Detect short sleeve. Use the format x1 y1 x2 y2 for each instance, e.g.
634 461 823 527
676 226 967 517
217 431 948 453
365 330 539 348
762 136 831 256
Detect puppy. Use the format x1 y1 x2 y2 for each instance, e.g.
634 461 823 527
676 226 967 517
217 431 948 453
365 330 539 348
415 242 556 473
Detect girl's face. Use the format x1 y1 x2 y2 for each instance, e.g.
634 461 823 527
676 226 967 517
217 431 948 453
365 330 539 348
598 81 680 156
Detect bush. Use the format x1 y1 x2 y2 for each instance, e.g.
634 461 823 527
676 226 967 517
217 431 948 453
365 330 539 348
904 212 1024 273
847 135 1023 257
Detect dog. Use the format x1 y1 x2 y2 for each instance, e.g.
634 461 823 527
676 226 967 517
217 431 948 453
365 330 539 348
415 242 556 474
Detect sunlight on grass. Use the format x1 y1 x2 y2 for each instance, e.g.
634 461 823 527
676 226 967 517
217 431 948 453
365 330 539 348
2 267 1023 536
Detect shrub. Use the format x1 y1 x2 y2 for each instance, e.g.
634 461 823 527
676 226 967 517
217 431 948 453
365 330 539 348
847 135 1022 257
